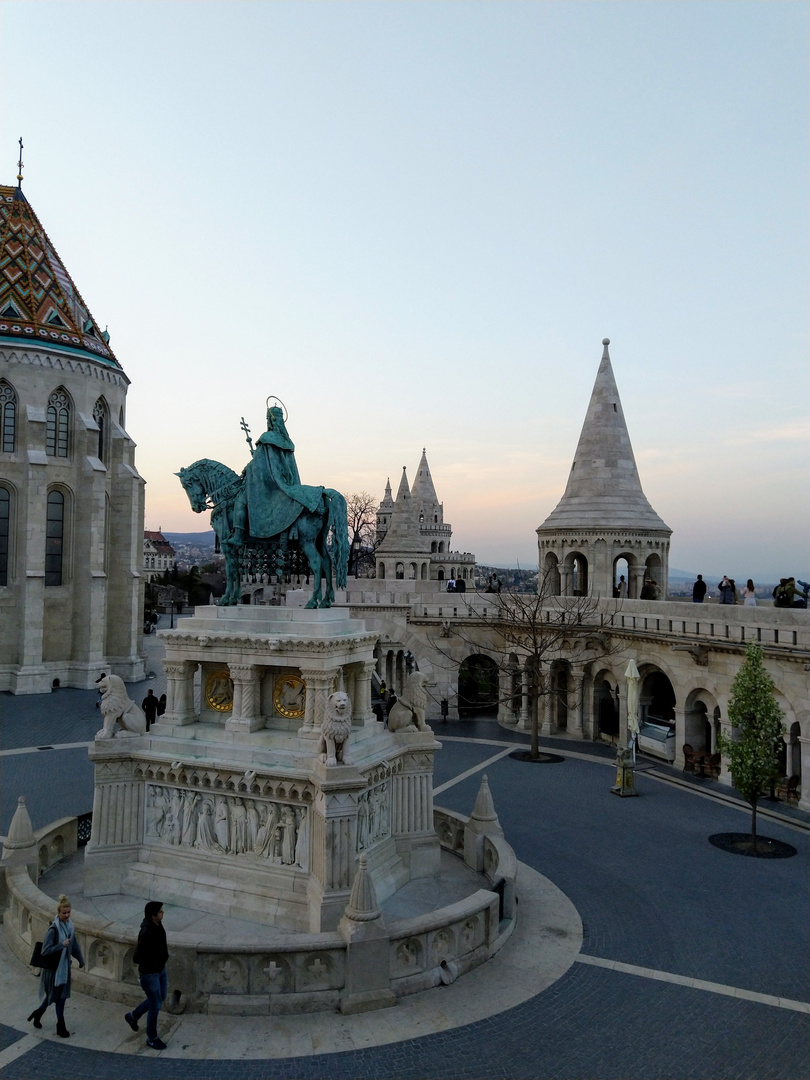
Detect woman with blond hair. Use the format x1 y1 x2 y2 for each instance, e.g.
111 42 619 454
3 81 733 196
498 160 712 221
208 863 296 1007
28 894 84 1037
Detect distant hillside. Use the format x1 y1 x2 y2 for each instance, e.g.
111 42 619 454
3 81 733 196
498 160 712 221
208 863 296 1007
163 531 216 546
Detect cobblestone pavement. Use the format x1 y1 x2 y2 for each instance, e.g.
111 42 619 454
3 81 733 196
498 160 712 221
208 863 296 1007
1 646 808 1079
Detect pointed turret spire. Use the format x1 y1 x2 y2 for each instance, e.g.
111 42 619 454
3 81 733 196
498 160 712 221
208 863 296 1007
538 339 669 532
395 466 410 503
380 478 394 510
342 853 384 924
410 448 439 505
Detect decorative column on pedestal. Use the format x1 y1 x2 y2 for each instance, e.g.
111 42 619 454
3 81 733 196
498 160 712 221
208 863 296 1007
540 678 555 736
226 664 262 732
498 661 517 725
568 665 586 738
519 667 530 730
352 660 377 726
298 668 340 740
162 661 198 726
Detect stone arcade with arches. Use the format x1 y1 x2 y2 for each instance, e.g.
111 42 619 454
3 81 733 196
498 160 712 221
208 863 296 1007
346 341 809 812
0 180 144 692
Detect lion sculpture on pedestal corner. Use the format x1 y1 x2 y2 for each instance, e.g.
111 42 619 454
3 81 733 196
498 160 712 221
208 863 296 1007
387 671 431 733
318 691 352 766
95 674 148 740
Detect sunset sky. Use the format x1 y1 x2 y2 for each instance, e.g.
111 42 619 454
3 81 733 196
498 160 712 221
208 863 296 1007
1 2 807 581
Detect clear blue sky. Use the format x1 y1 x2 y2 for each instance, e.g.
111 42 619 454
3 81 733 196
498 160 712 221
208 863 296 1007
1 1 807 581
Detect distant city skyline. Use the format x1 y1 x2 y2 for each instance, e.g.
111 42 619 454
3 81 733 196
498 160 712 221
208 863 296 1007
2 2 807 582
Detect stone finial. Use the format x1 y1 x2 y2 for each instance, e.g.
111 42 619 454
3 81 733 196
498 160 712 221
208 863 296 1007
3 796 35 851
343 854 384 924
467 775 503 837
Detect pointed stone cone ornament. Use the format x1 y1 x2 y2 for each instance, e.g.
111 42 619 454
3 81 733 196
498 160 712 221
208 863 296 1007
3 796 35 851
468 774 503 836
343 853 384 924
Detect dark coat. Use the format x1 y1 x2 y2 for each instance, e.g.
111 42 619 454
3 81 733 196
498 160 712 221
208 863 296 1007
134 917 168 974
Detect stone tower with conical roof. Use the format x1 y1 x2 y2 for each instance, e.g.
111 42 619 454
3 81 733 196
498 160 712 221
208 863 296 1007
0 178 145 692
536 340 671 599
374 451 475 585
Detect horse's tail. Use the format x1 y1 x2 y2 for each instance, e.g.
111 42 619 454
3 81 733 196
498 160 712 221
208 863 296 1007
325 490 349 589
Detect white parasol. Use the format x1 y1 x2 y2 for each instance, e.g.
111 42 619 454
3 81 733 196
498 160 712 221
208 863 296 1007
624 659 641 759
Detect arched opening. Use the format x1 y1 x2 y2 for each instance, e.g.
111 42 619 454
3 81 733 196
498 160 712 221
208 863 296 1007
378 562 385 580
395 562 404 580
431 541 437 553
93 398 108 463
594 678 618 740
613 555 631 598
786 721 801 786
684 693 712 754
551 661 570 730
0 485 11 586
564 552 588 596
641 669 676 725
438 542 445 553
458 654 499 718
543 552 561 596
46 388 71 458
45 489 66 586
643 554 663 599
0 380 17 453
408 562 417 580
420 563 428 580
437 568 445 581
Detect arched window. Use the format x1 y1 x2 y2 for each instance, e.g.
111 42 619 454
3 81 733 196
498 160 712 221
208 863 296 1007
395 562 404 580
378 563 386 580
431 541 437 553
0 486 10 585
438 542 445 553
408 562 417 579
0 381 17 453
421 563 428 580
437 568 445 580
46 390 70 458
93 398 108 463
45 490 65 586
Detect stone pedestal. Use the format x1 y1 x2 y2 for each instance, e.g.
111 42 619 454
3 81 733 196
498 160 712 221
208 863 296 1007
84 606 441 932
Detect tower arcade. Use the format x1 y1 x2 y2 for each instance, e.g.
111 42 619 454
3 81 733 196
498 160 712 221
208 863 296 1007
536 339 671 599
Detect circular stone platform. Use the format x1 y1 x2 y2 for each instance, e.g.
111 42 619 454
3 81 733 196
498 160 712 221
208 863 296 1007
2 859 582 1058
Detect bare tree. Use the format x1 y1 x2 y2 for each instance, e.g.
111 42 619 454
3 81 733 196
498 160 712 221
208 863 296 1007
346 491 380 578
430 568 622 760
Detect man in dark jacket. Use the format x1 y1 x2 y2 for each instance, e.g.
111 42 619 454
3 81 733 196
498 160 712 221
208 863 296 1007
141 690 159 731
692 575 707 603
125 901 169 1050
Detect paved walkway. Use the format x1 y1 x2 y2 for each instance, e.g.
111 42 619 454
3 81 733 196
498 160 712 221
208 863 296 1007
1 629 808 1078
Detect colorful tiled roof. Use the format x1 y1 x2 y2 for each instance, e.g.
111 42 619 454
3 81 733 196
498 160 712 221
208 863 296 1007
0 184 119 367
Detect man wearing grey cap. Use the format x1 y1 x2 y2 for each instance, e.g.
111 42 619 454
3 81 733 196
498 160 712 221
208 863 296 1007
124 901 169 1050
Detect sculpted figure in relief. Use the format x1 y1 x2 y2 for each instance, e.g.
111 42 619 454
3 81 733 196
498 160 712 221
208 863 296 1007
94 674 148 740
318 691 353 766
214 796 230 852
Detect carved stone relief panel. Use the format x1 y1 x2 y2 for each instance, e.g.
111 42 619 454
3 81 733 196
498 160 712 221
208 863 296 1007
143 784 309 870
355 781 391 853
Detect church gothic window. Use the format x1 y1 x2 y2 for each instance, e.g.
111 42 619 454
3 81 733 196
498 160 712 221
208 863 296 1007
0 382 17 453
46 390 70 458
93 398 108 462
45 490 65 586
0 486 10 585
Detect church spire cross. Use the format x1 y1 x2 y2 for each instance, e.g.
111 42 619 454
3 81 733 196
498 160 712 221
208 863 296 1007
16 137 23 186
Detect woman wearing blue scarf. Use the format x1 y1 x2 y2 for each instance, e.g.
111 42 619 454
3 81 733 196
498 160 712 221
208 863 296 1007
28 894 85 1037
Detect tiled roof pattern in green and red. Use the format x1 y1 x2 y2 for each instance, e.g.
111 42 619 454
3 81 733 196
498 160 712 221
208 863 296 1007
0 183 119 367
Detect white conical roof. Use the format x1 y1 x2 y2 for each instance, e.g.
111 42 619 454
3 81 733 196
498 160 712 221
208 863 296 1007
411 449 439 505
538 340 670 534
377 466 423 553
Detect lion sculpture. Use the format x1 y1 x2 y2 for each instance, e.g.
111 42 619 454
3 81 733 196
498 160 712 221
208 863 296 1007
95 674 148 740
387 671 431 733
318 691 352 766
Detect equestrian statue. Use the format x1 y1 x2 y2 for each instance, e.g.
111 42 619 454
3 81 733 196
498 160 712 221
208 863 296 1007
176 399 348 608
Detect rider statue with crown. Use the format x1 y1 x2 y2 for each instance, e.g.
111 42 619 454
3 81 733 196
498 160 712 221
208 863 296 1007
176 397 348 608
230 399 323 546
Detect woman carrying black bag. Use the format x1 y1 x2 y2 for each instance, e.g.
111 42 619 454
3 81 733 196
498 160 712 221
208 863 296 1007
28 893 85 1037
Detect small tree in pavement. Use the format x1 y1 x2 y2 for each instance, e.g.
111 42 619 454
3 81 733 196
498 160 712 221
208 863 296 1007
718 643 784 851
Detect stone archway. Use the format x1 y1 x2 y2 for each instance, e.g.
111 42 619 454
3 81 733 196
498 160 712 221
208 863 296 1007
458 654 499 718
640 668 676 725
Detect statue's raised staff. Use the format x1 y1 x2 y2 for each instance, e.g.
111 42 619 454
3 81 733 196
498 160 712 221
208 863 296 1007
176 398 348 608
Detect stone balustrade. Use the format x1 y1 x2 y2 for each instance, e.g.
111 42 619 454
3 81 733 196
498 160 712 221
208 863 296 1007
3 802 517 1015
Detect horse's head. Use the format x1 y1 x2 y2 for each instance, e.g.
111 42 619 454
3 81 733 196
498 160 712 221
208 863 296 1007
176 463 209 514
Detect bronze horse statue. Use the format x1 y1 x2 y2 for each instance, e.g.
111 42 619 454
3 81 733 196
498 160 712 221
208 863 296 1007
176 457 348 608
